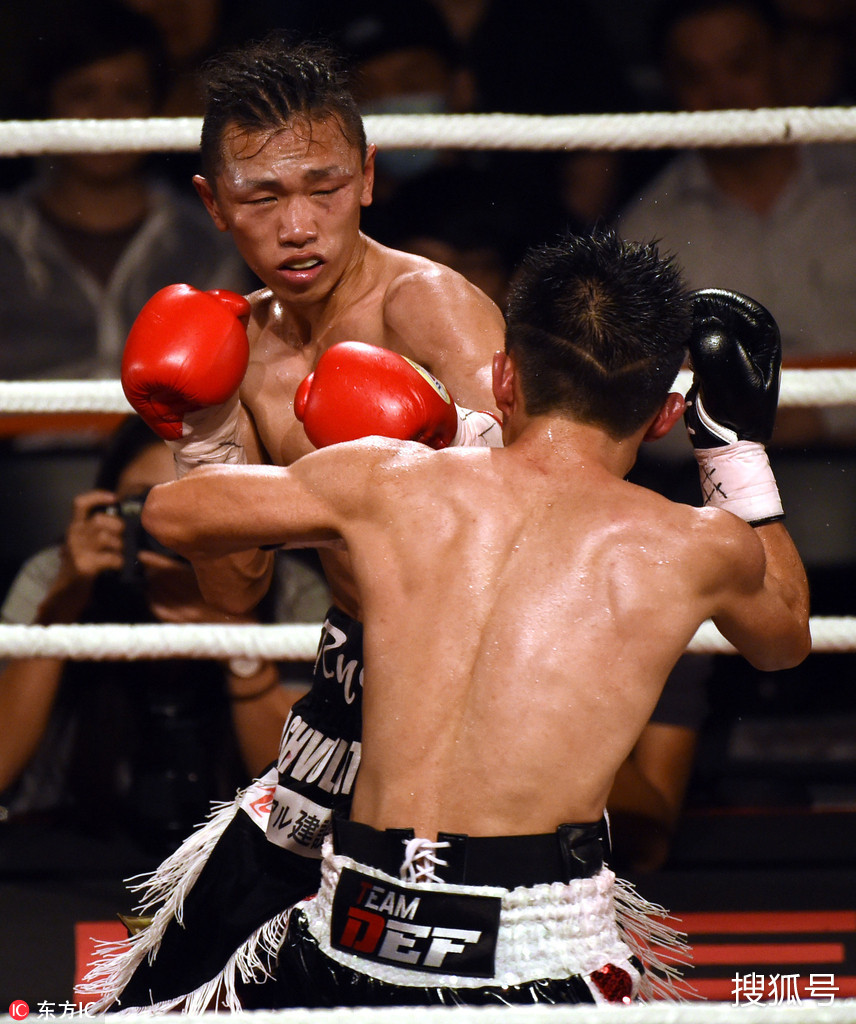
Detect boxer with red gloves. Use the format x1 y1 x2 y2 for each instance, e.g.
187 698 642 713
684 289 785 526
122 284 252 477
294 341 502 450
95 36 507 1016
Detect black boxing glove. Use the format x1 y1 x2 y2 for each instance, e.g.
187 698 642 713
684 288 784 526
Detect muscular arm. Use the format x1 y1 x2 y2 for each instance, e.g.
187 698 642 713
119 284 271 613
143 456 359 563
383 265 505 412
143 438 421 567
711 516 810 672
682 291 810 670
186 403 276 614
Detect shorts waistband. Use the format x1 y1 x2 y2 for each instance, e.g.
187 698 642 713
332 815 608 889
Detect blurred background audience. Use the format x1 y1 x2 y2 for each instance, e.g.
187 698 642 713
0 0 253 382
617 0 856 443
0 416 329 1004
776 0 856 104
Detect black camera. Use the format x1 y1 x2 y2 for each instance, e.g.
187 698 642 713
94 490 182 582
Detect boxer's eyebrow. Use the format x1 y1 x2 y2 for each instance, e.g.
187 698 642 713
304 165 351 182
235 167 351 191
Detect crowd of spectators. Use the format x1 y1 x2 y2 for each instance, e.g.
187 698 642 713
3 0 856 380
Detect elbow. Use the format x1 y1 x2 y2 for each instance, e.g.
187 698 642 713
751 622 812 672
783 611 813 668
142 486 192 556
783 626 813 670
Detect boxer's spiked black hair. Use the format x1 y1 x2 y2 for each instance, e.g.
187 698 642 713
505 228 691 438
199 34 366 183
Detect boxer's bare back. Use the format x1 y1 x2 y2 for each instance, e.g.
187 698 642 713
146 416 808 837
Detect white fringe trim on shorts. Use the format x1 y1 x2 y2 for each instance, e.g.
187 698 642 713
82 774 290 1015
302 836 694 1002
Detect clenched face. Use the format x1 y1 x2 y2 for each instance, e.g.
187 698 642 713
195 114 375 307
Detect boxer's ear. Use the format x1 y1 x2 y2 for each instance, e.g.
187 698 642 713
492 351 515 417
193 175 228 232
360 144 376 208
643 392 685 441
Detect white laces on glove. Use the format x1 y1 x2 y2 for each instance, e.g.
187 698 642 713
400 837 451 883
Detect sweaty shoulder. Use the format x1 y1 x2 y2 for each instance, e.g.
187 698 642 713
682 503 766 598
380 247 501 327
372 243 505 408
296 436 432 521
381 249 504 349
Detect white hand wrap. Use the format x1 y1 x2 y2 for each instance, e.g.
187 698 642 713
452 406 504 448
166 394 246 478
694 440 784 525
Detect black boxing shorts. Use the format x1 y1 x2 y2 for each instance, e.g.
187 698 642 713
273 816 649 1007
91 607 365 1011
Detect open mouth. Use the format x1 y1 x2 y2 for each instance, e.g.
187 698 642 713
275 255 327 289
284 257 322 271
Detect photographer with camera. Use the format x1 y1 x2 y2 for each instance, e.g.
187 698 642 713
0 416 330 854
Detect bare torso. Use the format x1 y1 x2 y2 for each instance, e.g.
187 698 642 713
325 433 758 838
238 236 504 616
146 421 805 840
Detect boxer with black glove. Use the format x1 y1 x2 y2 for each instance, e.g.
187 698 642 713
684 288 785 527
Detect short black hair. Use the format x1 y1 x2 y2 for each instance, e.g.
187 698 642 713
199 34 367 183
505 229 691 438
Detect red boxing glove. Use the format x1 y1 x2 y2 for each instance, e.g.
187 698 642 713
122 284 250 441
294 341 459 450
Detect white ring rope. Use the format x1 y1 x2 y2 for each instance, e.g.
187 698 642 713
0 616 849 661
0 623 321 661
2 369 854 414
2 106 856 156
0 379 128 413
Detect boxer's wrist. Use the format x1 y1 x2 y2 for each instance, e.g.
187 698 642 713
694 440 784 525
451 406 504 448
166 395 246 478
